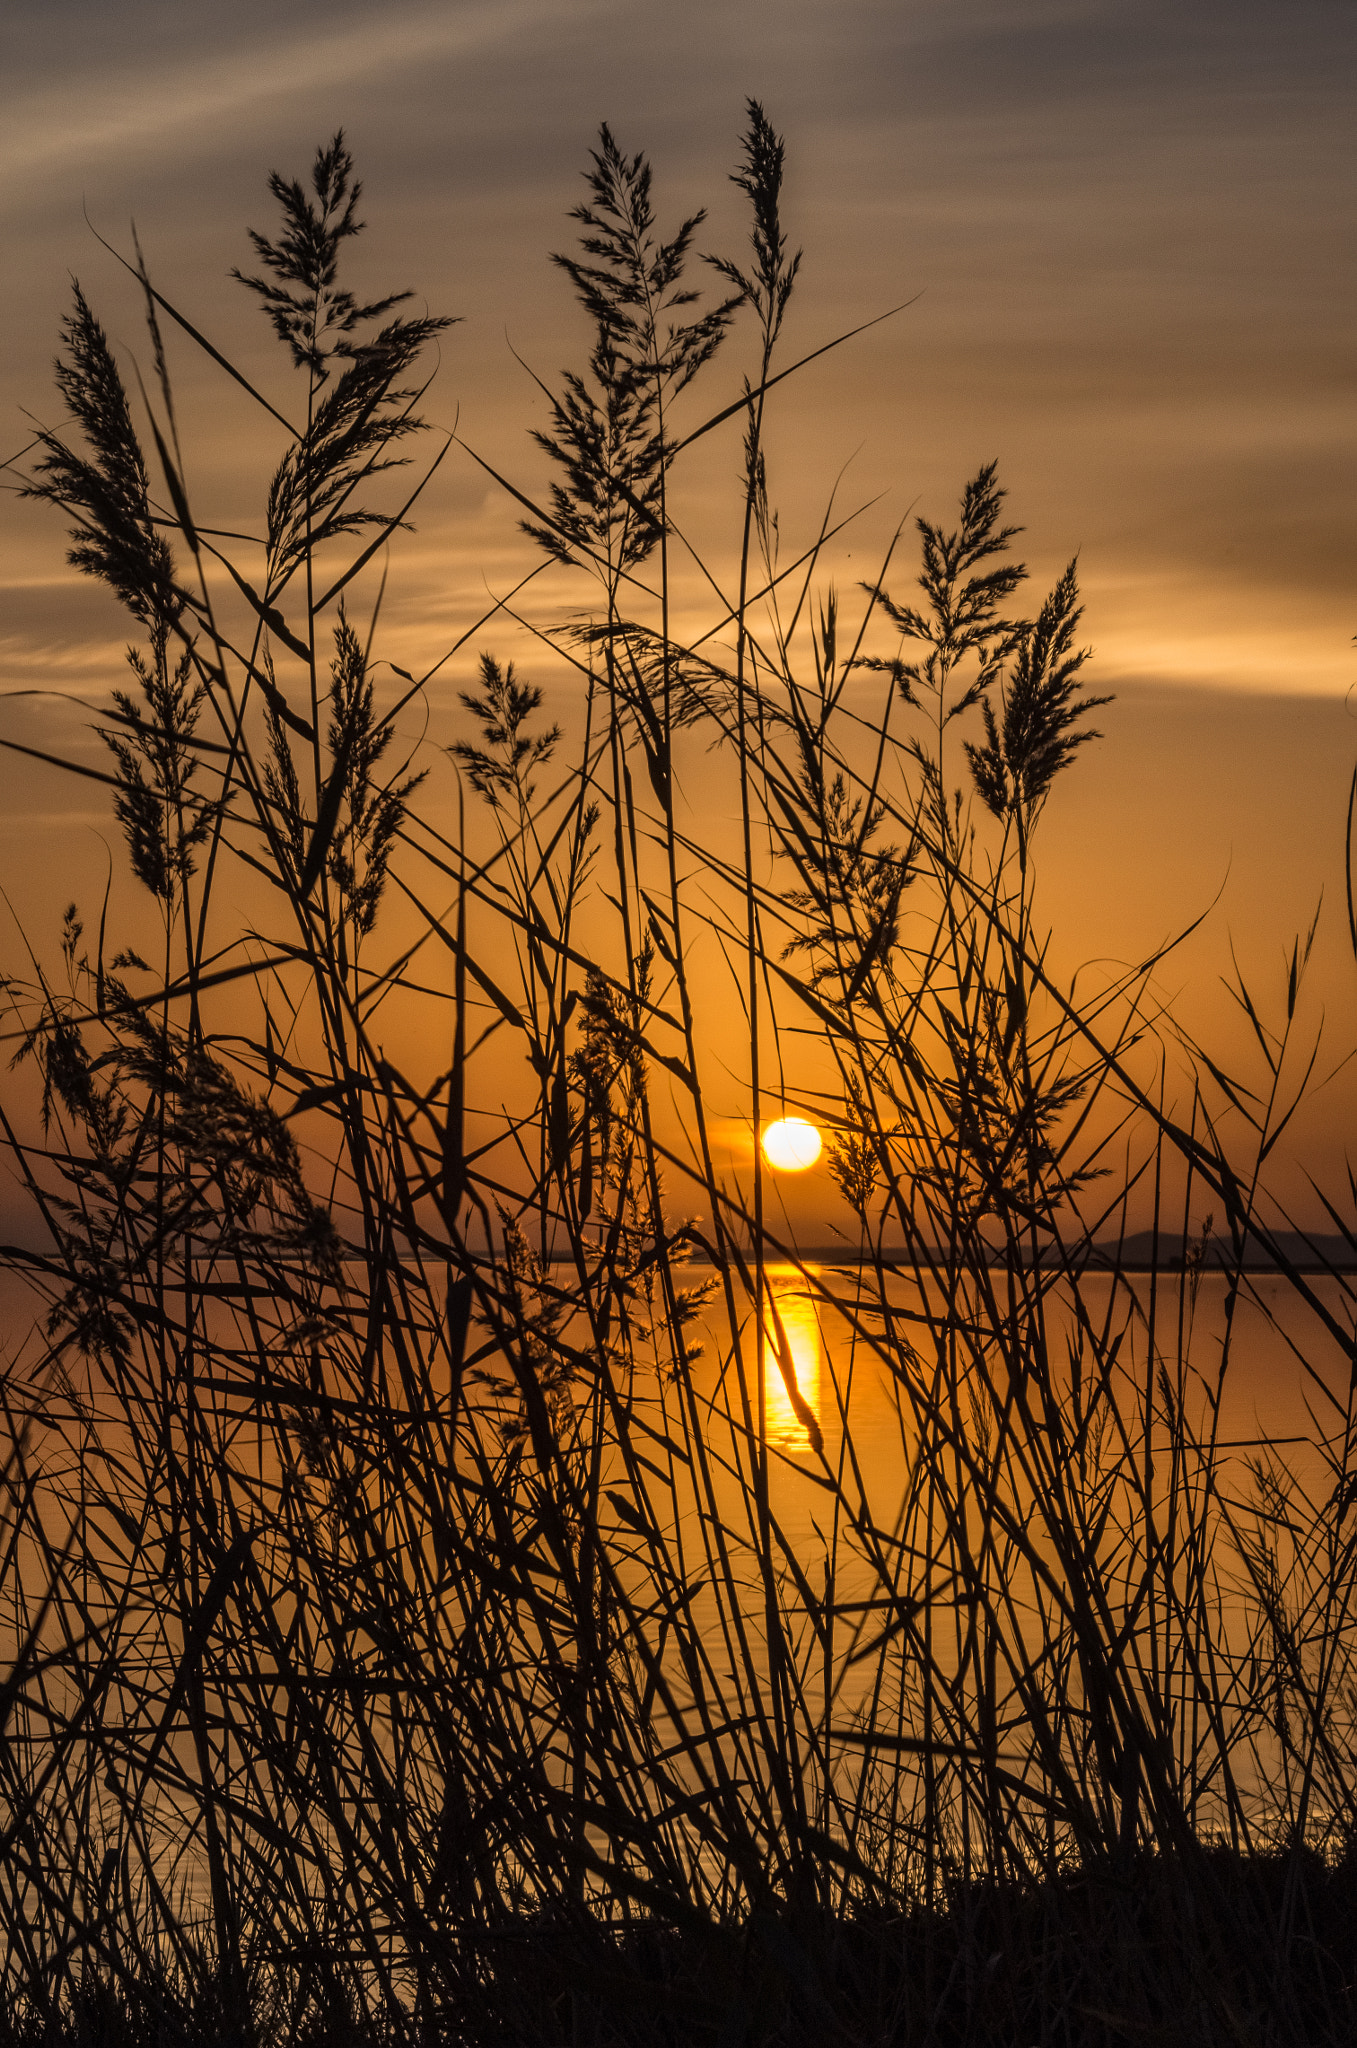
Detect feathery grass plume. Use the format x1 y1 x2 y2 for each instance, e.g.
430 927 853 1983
10 910 124 1157
260 661 308 887
560 616 731 734
567 957 653 1223
322 610 425 950
708 98 802 352
781 769 910 996
231 132 411 379
260 312 451 592
523 125 741 576
98 623 209 908
568 967 625 1217
965 556 1111 851
24 285 178 628
710 98 802 570
234 131 454 596
859 460 1027 726
826 1073 880 1216
451 653 560 811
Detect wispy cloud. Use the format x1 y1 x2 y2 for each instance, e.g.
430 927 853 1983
0 0 597 194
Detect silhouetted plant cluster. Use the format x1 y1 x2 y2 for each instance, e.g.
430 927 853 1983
2 112 1356 2048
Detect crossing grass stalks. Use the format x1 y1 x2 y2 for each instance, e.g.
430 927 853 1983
3 112 1357 2045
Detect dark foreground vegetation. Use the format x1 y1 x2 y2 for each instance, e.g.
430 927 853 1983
5 1848 1357 2046
3 114 1357 2045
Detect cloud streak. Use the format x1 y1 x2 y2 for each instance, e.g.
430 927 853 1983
0 0 596 194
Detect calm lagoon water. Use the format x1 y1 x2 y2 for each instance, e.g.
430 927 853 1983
677 1261 1356 1513
611 1259 1357 1790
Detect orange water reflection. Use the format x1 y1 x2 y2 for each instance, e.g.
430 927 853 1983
763 1267 826 1452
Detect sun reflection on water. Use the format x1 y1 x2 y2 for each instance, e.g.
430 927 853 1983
763 1269 825 1452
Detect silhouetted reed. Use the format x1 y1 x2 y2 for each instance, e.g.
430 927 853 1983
3 113 1356 2045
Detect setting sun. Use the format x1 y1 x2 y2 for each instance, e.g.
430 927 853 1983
761 1117 823 1172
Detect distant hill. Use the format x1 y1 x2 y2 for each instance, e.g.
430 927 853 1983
1085 1229 1357 1274
782 1231 1357 1274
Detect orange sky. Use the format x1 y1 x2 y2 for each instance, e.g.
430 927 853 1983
2 0 1355 1231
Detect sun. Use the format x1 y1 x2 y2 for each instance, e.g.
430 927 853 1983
761 1117 823 1172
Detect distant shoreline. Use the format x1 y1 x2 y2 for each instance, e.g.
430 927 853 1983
734 1233 1357 1276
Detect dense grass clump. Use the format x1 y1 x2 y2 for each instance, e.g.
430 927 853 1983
3 114 1357 2045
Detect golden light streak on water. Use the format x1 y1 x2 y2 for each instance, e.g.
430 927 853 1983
763 1269 825 1451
